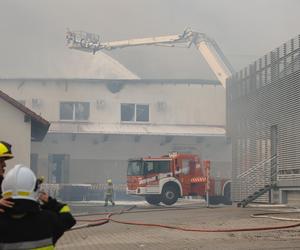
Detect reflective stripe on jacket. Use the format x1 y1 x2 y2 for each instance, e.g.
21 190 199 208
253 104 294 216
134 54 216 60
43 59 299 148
105 186 114 196
0 238 53 250
0 198 76 249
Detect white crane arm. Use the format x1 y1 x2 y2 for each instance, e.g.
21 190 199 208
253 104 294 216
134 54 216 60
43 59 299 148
66 31 187 52
66 29 234 87
101 35 183 49
195 39 234 87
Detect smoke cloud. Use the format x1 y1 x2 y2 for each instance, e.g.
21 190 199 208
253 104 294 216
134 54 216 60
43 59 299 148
0 0 299 79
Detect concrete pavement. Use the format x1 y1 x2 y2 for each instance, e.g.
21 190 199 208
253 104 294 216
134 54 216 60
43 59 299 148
57 200 300 250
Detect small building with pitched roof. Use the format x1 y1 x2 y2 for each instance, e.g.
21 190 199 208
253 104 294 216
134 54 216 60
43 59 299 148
0 90 50 171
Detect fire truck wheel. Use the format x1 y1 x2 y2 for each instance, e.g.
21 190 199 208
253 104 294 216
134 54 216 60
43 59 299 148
162 185 179 205
145 195 161 205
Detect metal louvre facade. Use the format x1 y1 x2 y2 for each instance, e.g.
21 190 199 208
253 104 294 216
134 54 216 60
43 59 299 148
227 34 300 202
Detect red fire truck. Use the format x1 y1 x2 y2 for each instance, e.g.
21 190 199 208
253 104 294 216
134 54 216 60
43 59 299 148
127 152 231 205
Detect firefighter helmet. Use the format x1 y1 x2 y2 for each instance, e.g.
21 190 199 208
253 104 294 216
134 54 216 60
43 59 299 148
1 164 38 201
107 179 112 184
0 141 14 160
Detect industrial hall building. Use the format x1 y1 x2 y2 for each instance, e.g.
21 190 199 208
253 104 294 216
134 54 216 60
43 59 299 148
0 78 231 185
227 34 300 205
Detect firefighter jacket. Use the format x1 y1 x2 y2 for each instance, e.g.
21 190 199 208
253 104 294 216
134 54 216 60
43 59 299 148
105 185 114 197
0 197 76 249
0 175 3 198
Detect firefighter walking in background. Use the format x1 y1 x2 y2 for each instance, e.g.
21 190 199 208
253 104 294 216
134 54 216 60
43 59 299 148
0 164 76 249
104 179 115 206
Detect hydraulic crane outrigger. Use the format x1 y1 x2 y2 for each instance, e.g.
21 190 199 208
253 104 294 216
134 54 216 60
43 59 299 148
66 28 234 87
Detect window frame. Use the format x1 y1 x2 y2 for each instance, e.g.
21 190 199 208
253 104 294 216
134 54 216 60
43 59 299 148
120 103 149 123
144 160 171 175
59 101 90 121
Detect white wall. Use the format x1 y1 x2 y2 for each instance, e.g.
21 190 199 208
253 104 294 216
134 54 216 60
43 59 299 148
0 79 225 126
0 98 31 170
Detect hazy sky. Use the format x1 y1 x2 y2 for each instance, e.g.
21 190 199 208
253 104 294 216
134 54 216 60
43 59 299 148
0 0 299 79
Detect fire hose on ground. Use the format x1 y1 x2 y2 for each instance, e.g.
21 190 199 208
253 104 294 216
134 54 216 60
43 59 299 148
70 205 300 233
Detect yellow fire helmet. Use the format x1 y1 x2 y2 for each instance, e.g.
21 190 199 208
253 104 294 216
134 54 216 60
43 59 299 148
2 164 38 201
107 179 112 184
0 141 14 160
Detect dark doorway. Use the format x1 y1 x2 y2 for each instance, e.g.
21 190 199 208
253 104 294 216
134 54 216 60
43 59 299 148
30 154 38 176
48 154 70 183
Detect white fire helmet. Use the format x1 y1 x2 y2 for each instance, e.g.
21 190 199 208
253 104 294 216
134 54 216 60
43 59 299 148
1 164 38 201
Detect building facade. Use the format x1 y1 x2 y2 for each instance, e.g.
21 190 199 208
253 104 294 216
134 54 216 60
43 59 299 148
227 34 300 204
0 79 231 185
0 90 49 170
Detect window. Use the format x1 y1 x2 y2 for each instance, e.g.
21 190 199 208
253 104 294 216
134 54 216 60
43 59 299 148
136 104 149 122
182 159 190 175
121 104 135 121
121 103 149 122
144 160 170 175
154 161 170 173
60 102 90 121
144 161 154 174
127 160 143 176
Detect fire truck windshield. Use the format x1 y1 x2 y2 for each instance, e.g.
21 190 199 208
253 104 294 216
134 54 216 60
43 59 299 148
127 160 144 176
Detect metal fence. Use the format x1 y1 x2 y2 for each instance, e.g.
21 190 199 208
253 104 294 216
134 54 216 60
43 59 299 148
40 183 140 202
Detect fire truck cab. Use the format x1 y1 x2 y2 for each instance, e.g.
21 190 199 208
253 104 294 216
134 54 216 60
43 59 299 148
127 152 231 205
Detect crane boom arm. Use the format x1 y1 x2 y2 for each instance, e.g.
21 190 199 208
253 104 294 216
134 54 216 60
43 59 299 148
66 29 234 87
101 35 183 49
195 40 234 88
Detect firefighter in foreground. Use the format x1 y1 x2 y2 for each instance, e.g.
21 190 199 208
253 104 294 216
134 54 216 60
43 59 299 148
0 141 14 211
0 164 76 249
104 179 115 206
